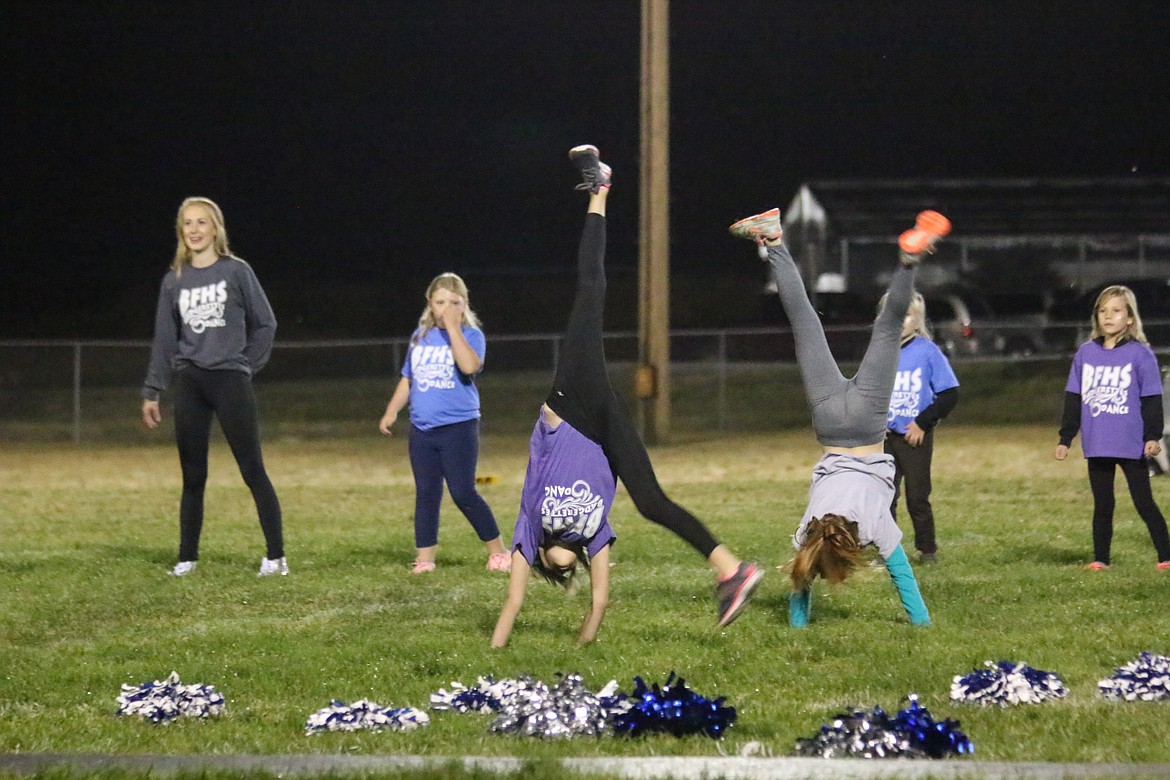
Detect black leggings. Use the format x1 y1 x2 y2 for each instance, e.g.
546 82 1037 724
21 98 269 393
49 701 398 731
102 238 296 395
1086 457 1170 564
544 213 719 558
173 367 284 561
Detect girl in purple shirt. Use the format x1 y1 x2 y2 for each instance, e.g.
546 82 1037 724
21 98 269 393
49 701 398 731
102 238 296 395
491 146 763 647
1055 285 1170 570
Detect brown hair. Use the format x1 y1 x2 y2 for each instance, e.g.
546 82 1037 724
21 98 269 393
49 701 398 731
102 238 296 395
533 541 590 591
790 514 865 591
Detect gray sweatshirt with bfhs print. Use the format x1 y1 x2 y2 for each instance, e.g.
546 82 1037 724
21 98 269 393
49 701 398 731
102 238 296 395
141 256 277 401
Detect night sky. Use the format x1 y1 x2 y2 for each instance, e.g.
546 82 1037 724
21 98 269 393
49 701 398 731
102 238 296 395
3 1 1169 339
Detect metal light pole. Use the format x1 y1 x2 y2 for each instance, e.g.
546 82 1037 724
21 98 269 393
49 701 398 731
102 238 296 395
638 0 671 443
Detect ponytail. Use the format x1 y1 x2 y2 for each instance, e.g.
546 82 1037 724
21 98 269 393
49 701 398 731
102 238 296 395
790 514 864 591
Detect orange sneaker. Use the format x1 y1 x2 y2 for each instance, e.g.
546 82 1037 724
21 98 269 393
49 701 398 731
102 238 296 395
899 229 932 255
899 210 951 256
916 209 952 238
1086 561 1110 571
1156 561 1170 571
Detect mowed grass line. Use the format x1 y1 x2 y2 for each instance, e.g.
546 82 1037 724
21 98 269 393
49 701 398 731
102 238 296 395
2 424 1170 763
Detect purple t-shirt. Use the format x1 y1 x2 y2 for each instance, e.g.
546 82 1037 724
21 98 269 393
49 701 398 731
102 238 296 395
401 326 485 430
1065 339 1162 459
510 414 617 566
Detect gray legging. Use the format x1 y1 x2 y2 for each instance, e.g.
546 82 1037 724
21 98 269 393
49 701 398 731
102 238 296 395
765 242 916 447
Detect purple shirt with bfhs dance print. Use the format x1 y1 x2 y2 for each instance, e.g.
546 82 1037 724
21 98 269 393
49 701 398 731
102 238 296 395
511 414 617 566
1066 339 1162 459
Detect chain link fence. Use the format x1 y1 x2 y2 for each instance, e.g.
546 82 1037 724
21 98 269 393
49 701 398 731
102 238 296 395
0 324 1096 443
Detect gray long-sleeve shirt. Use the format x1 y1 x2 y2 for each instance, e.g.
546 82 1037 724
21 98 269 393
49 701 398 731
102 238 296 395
792 452 903 559
141 256 276 400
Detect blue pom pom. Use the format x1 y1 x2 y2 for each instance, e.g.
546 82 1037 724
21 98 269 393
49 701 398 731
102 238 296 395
893 695 974 758
795 695 972 759
611 672 736 739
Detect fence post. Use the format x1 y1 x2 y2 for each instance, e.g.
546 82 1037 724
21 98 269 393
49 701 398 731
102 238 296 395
73 342 82 444
717 332 727 431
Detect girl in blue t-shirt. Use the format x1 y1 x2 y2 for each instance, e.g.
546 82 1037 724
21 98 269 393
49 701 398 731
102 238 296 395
379 273 508 574
1055 285 1170 570
883 292 960 564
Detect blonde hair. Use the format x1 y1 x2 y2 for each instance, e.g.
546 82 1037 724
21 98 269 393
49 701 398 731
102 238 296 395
414 272 482 342
790 514 865 592
1090 285 1148 344
878 290 931 340
172 197 232 276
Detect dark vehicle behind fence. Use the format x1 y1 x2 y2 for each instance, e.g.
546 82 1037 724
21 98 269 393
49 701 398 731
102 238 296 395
924 290 1052 357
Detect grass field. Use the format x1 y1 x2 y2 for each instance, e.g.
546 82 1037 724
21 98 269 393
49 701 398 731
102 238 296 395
3 409 1170 773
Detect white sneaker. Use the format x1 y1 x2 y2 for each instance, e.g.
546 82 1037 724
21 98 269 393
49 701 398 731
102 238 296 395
169 561 196 576
258 557 288 576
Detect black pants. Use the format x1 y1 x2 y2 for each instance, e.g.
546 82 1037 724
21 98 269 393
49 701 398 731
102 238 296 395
885 429 937 554
173 367 283 562
544 213 719 558
1086 457 1170 564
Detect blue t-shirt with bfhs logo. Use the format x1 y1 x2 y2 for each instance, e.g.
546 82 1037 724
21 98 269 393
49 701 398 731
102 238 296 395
402 325 485 430
887 336 960 435
1066 339 1162 459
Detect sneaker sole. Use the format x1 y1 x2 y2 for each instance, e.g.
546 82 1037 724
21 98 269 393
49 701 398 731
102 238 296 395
729 209 781 240
916 210 951 237
899 229 934 254
717 567 764 627
568 144 599 160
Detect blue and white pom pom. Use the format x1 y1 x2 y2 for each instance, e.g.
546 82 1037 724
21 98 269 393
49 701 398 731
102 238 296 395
305 699 429 734
430 675 510 714
116 671 224 723
795 695 972 759
1098 652 1170 701
950 661 1067 706
611 673 735 739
